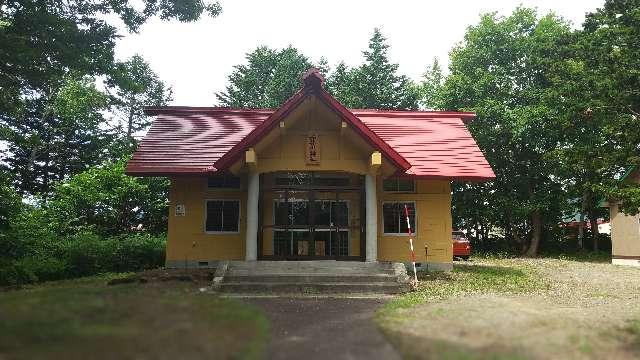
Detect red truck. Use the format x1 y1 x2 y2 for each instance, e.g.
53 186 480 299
452 231 471 260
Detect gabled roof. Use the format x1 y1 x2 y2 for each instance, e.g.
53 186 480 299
212 70 411 172
126 70 495 181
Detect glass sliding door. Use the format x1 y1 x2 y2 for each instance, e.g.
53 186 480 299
259 171 364 260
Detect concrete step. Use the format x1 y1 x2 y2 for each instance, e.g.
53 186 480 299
212 260 410 295
217 282 409 295
222 274 400 284
225 261 398 275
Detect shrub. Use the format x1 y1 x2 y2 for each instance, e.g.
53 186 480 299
56 232 166 277
0 232 166 287
0 258 37 287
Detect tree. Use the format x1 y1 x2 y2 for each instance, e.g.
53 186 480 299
2 75 114 196
0 0 219 196
440 8 571 256
327 28 418 109
545 0 640 250
0 170 21 234
216 46 313 108
107 55 173 142
417 58 444 109
46 160 169 236
326 28 419 110
0 0 219 114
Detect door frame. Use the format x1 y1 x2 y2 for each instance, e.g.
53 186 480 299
257 171 366 261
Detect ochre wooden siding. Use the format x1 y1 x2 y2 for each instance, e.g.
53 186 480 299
167 177 246 262
377 180 452 264
610 204 640 257
166 177 452 264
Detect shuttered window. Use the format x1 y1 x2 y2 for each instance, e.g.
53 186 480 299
205 200 240 233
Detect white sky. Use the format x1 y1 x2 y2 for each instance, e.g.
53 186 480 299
114 0 604 106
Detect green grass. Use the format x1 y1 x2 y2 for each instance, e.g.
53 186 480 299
0 274 268 360
378 261 548 318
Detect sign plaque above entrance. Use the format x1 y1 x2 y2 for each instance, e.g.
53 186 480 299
305 133 320 165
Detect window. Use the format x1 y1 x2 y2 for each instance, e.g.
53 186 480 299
207 175 240 189
383 202 416 235
205 200 240 233
383 178 415 192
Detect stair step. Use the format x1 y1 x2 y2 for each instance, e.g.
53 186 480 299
218 282 409 294
222 274 399 284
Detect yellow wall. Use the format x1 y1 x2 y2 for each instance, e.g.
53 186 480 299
377 179 453 264
167 177 246 262
166 175 453 264
609 169 640 261
610 203 640 257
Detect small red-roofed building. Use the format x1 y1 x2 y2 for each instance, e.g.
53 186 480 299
127 69 495 270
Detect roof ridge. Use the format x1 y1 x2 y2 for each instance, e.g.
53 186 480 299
144 106 275 115
144 106 475 116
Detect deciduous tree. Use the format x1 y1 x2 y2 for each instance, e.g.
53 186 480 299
440 8 570 256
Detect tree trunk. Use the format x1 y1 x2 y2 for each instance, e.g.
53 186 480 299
577 192 588 250
127 106 135 138
525 210 542 257
588 209 600 252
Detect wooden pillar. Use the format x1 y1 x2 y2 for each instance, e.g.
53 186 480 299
365 151 381 262
245 149 258 261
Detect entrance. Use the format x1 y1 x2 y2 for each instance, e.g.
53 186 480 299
258 171 365 260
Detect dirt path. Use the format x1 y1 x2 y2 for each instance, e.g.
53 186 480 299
245 297 401 360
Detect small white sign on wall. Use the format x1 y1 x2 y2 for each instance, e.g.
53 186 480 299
175 204 186 216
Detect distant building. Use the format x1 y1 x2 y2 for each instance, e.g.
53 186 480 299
606 167 640 267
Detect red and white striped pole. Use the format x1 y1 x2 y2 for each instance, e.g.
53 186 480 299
404 204 418 284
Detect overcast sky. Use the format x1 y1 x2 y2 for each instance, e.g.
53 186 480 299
114 0 604 106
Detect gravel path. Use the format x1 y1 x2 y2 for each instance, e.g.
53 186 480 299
245 297 401 360
383 258 640 359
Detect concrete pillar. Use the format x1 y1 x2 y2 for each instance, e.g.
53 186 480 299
245 171 259 261
365 173 377 262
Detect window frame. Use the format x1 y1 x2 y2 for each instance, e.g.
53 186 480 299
381 201 417 236
204 199 241 234
382 177 416 193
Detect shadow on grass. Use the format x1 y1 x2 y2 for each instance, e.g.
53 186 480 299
381 326 528 360
473 250 612 264
539 251 611 264
417 263 527 282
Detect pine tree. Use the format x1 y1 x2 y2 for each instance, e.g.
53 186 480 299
418 58 444 109
327 28 419 110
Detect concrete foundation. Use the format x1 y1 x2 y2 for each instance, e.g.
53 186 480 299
166 259 219 269
612 258 640 267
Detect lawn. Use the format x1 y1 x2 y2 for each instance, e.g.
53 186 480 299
0 273 268 360
377 256 640 359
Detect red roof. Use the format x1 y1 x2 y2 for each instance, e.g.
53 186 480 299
126 71 495 181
